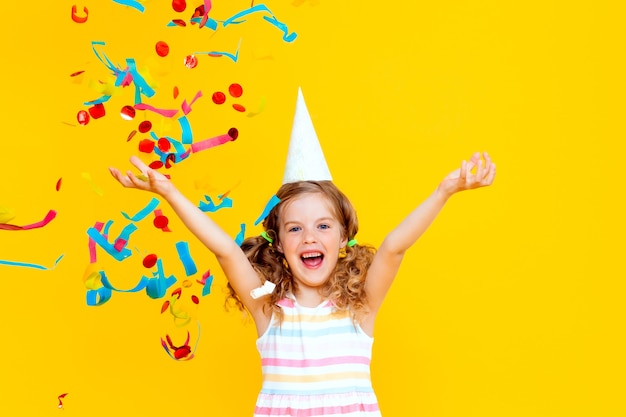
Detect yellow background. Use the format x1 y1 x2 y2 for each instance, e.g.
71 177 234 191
1 1 624 416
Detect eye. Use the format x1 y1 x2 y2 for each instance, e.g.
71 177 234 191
288 226 301 232
318 224 330 230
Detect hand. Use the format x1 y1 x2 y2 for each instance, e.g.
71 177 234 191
438 151 496 197
108 156 175 197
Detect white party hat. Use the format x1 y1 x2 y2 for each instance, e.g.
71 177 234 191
282 87 332 184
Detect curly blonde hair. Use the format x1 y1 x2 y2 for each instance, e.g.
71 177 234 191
225 181 376 324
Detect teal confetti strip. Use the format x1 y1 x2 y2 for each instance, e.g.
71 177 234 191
0 254 64 270
235 223 246 246
86 287 113 306
198 195 233 213
121 198 160 222
100 270 149 293
86 222 136 261
145 259 177 299
201 275 214 296
254 195 280 226
175 241 197 276
112 0 145 13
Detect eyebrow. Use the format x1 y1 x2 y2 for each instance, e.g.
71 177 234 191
283 216 336 225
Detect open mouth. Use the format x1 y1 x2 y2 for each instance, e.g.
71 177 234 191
301 252 324 268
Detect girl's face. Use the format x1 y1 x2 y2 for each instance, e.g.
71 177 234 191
276 193 347 291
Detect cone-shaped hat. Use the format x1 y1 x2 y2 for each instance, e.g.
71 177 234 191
282 87 332 184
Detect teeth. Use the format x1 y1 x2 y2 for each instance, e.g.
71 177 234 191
302 252 322 258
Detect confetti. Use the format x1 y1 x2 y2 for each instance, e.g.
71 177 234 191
56 178 63 191
184 55 198 69
0 254 64 270
0 206 15 224
58 393 68 409
120 105 136 120
190 132 236 153
172 0 187 12
254 195 280 226
175 241 197 276
212 91 226 104
138 120 152 133
0 210 57 231
112 0 145 13
155 41 169 57
143 253 158 268
229 83 243 98
71 5 88 23
88 103 106 119
77 110 90 125
121 197 160 222
81 172 104 196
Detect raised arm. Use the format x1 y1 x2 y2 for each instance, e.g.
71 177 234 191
109 156 269 324
364 152 496 315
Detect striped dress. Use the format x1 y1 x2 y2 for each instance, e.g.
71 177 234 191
254 295 381 416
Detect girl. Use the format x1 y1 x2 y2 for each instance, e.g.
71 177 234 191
109 150 495 416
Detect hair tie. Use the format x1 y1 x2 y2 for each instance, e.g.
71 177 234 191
260 231 273 244
347 239 358 247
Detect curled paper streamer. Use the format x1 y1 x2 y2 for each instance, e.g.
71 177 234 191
135 103 178 118
0 210 57 230
175 241 197 276
254 195 280 226
0 254 64 270
121 197 160 221
190 132 235 153
112 0 145 13
198 195 233 212
235 223 246 246
71 5 88 23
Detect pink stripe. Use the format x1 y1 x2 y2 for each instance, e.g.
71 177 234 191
254 402 379 416
262 356 370 367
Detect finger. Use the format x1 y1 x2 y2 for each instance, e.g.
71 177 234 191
459 160 468 183
483 162 496 185
129 155 150 172
474 158 484 183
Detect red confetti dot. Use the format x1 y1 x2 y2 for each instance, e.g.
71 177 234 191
149 160 164 169
212 91 226 104
172 0 187 12
172 19 186 27
173 86 179 99
77 110 90 125
155 41 169 57
174 346 192 359
228 83 243 98
127 130 137 142
120 105 136 120
138 120 152 133
191 295 199 304
70 70 85 77
56 178 62 191
154 215 169 229
143 253 158 268
184 55 198 69
138 139 155 153
228 127 239 140
88 103 105 119
232 103 246 112
161 300 170 313
157 138 171 152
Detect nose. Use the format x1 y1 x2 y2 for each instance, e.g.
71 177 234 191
303 229 317 244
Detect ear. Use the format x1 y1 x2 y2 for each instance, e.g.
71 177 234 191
340 236 347 248
275 241 284 253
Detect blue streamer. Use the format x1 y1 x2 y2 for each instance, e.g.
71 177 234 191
175 241 197 276
254 195 280 226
